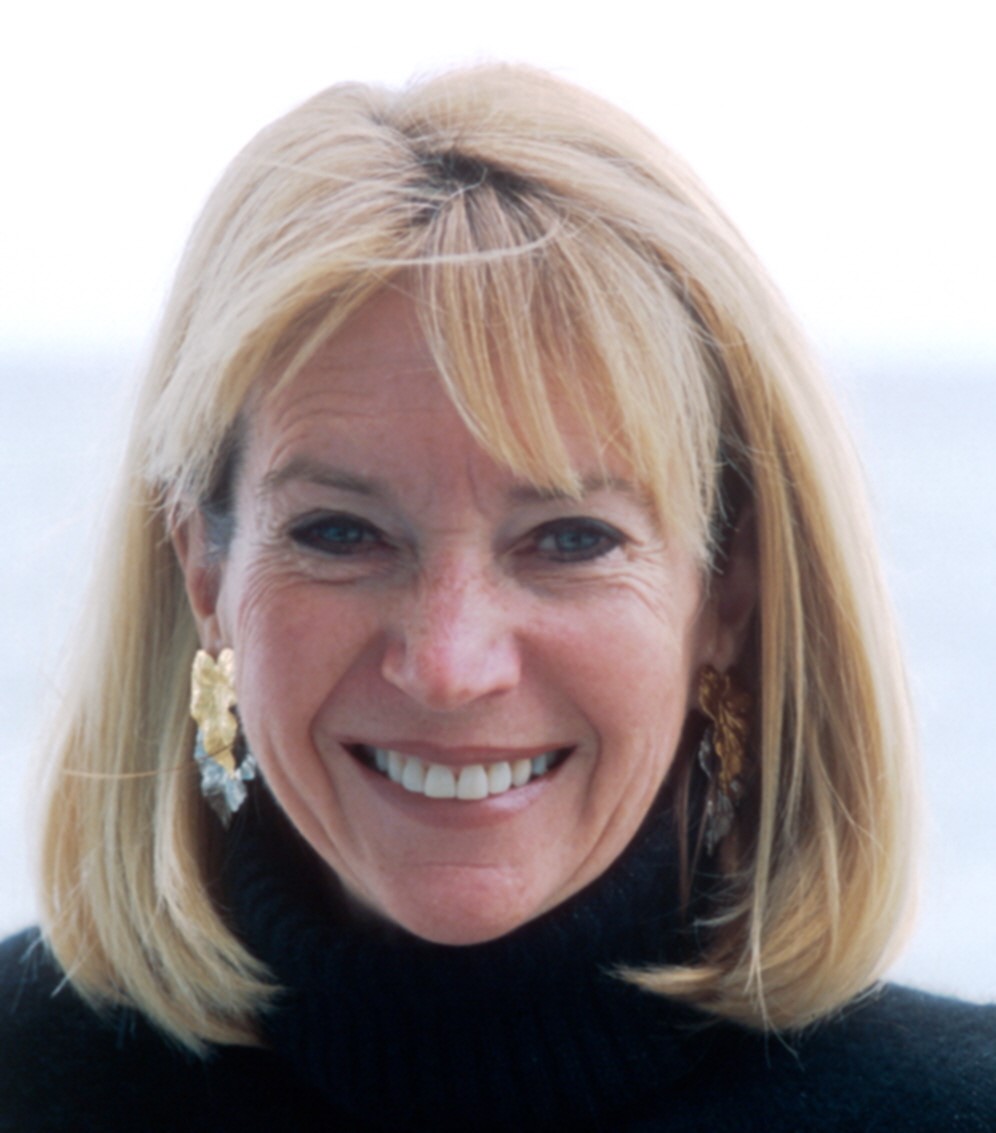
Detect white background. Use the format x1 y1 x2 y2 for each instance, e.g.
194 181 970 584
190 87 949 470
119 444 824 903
1 0 994 999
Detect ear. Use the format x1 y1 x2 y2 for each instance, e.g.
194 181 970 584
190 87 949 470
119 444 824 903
172 509 226 652
700 505 758 673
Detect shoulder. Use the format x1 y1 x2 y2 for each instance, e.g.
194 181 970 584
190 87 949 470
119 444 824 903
804 980 996 1055
638 983 996 1132
0 929 336 1133
788 984 996 1100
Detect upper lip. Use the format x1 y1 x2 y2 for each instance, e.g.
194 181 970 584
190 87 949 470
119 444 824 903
344 740 572 767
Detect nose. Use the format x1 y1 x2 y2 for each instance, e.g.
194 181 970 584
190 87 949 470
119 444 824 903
380 559 522 711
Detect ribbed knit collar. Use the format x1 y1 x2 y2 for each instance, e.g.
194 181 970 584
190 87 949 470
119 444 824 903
225 799 716 1132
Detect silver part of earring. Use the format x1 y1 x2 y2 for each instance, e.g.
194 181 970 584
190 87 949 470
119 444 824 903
190 647 258 828
696 725 745 855
193 729 258 829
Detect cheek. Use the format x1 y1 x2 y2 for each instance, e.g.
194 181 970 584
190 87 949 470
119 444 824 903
564 589 703 791
222 569 374 755
563 575 704 707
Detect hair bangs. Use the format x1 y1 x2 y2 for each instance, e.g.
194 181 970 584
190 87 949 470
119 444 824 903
410 170 722 562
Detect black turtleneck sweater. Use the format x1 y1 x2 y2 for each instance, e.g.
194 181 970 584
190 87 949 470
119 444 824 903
2 803 995 1132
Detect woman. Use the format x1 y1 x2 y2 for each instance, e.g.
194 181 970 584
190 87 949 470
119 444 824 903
1 64 993 1131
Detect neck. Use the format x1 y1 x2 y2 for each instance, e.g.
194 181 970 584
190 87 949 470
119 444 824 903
225 795 712 1131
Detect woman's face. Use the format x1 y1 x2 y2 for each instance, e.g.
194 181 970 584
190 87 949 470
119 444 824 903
178 289 746 944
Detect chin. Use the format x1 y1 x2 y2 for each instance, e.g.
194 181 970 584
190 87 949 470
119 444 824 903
366 868 554 946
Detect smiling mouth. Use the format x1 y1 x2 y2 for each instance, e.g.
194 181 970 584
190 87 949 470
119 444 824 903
347 745 572 800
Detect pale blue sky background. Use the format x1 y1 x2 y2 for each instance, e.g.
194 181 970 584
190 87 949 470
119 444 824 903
3 0 993 360
1 0 994 998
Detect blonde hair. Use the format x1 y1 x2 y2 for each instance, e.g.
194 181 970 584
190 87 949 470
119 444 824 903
39 64 917 1048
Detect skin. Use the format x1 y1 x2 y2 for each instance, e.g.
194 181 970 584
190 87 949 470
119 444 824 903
175 288 753 945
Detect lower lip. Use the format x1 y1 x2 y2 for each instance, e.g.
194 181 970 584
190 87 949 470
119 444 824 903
348 750 568 829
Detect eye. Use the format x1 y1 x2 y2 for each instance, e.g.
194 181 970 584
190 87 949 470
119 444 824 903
290 513 383 556
530 517 626 562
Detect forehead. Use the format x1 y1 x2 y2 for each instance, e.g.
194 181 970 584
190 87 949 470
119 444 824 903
228 283 712 559
268 288 439 411
249 286 622 480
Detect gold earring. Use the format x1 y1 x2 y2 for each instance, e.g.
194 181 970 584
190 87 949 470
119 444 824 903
696 664 751 854
190 648 257 827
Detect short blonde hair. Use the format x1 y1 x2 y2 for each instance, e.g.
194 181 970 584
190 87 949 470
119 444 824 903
39 64 917 1048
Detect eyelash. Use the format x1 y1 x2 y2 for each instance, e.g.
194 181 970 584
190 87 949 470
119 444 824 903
288 513 626 564
290 514 383 555
527 518 626 562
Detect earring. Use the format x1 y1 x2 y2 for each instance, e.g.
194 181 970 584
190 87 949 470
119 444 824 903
190 647 257 828
696 665 751 854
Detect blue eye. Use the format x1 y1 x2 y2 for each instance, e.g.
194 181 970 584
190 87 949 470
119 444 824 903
532 518 624 562
291 514 381 555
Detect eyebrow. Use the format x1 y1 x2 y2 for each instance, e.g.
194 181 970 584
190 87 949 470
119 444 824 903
260 456 645 507
507 475 646 505
259 456 386 500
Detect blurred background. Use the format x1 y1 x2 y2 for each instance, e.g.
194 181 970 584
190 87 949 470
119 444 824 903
2 0 994 998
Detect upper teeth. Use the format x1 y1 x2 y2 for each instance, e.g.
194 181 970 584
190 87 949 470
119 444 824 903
371 748 557 800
